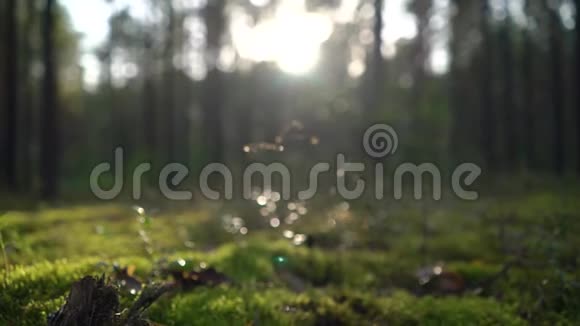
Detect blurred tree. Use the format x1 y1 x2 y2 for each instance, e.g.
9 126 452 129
407 0 432 114
500 0 518 171
449 0 479 162
19 0 38 191
40 0 59 200
522 0 535 170
364 0 384 121
576 0 580 173
2 0 18 189
545 0 565 174
99 7 155 160
480 0 496 170
4 0 577 199
163 0 177 162
97 11 116 152
103 3 159 165
142 34 157 164
201 0 226 164
0 1 4 188
103 9 127 152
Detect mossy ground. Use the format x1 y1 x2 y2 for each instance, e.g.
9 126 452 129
1 187 579 325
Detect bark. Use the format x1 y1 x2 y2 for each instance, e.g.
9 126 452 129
48 276 119 326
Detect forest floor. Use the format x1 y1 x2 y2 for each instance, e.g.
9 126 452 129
1 186 580 325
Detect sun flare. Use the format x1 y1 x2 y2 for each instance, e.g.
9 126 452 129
232 1 333 75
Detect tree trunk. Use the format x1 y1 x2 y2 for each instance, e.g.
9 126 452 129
0 1 4 188
501 0 518 171
371 0 384 111
449 0 468 163
142 36 157 164
363 0 384 121
102 34 118 150
522 0 535 171
20 0 37 192
40 0 59 200
576 0 580 173
3 0 18 189
202 1 226 164
546 0 565 174
104 11 126 155
202 69 225 164
164 1 176 162
410 0 430 114
480 0 496 170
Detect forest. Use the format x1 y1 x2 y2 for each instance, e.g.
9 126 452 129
1 0 580 325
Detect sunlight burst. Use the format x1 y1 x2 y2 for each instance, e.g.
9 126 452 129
232 1 333 75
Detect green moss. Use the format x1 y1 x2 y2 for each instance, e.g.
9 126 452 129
447 261 504 286
146 288 525 326
0 258 101 324
1 191 580 324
